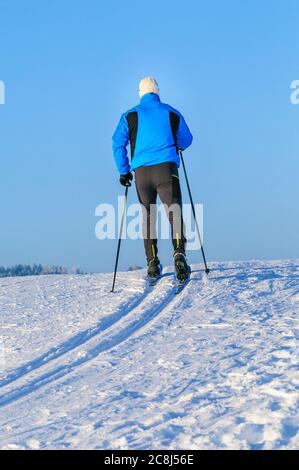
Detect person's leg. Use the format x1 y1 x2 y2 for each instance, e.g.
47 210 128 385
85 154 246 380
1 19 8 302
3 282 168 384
154 162 190 280
154 162 186 253
135 166 158 263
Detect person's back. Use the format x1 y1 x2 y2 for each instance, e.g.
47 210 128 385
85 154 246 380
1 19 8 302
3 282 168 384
112 77 193 283
112 78 192 174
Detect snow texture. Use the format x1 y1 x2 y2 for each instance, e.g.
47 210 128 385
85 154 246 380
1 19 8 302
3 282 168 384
0 259 298 449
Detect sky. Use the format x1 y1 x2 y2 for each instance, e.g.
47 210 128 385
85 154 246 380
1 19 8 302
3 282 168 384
0 0 298 273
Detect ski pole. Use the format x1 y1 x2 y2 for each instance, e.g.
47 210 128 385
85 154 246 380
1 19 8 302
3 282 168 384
111 186 128 292
179 150 210 274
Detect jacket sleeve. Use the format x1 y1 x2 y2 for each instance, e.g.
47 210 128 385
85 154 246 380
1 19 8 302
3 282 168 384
177 114 193 151
112 114 130 175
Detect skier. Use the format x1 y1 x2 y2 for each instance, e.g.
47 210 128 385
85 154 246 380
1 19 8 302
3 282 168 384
112 77 193 283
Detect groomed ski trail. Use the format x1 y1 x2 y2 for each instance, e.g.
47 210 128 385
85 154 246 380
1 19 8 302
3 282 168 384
0 269 193 408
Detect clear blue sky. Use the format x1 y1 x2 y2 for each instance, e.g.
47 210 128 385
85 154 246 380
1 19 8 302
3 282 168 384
0 0 298 272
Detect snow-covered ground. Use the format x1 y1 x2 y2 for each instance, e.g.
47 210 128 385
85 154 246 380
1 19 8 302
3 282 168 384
0 259 298 450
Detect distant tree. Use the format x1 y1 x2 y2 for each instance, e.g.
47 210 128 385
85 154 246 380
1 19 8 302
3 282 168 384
32 264 43 275
128 265 143 271
71 266 83 274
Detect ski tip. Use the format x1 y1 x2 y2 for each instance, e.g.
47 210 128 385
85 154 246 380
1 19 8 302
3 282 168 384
146 275 161 287
174 276 190 294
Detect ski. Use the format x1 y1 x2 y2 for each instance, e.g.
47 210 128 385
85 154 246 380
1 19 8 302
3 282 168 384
174 275 190 294
146 275 161 288
146 264 163 288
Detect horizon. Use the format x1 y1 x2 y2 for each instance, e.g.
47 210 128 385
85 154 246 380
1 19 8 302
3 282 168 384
1 256 299 277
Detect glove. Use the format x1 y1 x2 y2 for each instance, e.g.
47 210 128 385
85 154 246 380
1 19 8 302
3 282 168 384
119 172 133 187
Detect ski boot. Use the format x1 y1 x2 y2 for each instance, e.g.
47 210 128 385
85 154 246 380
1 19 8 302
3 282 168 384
173 250 191 284
147 257 162 286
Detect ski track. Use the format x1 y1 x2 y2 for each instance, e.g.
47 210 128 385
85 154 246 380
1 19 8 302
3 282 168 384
0 277 152 389
0 270 182 408
0 260 298 450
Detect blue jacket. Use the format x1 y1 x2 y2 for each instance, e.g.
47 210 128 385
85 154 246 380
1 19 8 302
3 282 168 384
112 93 193 175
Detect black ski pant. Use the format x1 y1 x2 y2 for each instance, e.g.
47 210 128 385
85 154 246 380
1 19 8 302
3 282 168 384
135 162 186 263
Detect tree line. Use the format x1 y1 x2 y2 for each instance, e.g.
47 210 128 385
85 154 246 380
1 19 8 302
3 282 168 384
0 264 84 278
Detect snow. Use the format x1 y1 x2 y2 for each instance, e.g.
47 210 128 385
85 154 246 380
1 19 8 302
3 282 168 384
0 259 298 449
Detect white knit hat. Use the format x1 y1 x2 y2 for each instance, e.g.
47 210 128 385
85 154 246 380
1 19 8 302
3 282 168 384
139 77 160 98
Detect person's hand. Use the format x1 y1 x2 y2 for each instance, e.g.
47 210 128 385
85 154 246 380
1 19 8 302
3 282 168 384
119 172 133 187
